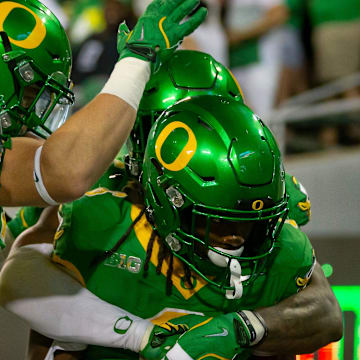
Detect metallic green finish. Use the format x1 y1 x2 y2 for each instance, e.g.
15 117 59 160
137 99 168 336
0 0 73 139
128 50 244 175
142 96 288 289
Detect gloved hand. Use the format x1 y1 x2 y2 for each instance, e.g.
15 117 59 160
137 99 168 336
140 314 211 360
140 321 188 360
118 0 207 72
165 311 267 360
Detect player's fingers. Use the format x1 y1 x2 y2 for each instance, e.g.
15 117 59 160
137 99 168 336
179 7 207 37
170 0 201 23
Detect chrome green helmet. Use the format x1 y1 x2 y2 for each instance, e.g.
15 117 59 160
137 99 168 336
142 96 288 298
0 0 74 143
127 50 244 176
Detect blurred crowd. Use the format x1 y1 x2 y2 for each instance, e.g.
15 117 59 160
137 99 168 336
44 0 360 154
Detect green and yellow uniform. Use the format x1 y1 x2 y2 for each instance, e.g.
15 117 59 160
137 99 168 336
52 189 315 360
6 170 311 249
6 157 128 242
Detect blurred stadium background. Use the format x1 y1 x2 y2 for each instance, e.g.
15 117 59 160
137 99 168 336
1 0 359 359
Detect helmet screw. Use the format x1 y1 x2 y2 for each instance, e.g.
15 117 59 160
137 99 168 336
166 186 184 208
3 54 10 61
0 113 12 129
165 234 181 252
23 70 34 82
19 63 35 82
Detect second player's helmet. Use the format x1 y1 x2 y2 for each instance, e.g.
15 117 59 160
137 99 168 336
142 96 288 298
0 0 74 141
127 50 244 175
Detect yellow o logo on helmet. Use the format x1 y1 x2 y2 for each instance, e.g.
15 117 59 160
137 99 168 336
0 1 46 49
155 121 197 172
252 200 264 211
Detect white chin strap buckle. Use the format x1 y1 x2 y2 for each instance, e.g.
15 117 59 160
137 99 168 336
208 246 250 300
226 259 249 300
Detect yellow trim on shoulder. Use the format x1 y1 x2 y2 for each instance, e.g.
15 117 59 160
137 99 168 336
54 229 64 241
113 159 125 169
85 187 127 198
298 200 311 212
159 17 170 48
292 176 298 185
131 205 208 300
285 219 298 229
20 208 29 228
52 254 86 288
198 354 231 360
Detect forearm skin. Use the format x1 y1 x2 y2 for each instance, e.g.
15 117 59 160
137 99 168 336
255 263 343 355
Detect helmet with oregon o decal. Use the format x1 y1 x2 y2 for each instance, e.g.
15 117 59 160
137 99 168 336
127 49 244 176
142 95 288 298
0 0 74 142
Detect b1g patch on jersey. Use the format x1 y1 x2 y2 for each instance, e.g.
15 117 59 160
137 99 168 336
104 252 142 274
296 249 316 291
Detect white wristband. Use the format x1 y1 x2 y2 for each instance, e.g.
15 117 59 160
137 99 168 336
100 58 151 110
0 243 150 352
33 146 59 206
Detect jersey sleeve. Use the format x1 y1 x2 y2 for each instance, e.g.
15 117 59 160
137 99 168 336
270 221 316 300
285 173 311 227
51 188 131 286
7 207 44 239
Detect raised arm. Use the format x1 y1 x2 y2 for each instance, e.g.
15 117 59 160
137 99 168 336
0 0 207 207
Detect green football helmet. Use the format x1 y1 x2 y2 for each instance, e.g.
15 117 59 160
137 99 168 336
0 0 74 142
142 95 288 298
127 49 244 176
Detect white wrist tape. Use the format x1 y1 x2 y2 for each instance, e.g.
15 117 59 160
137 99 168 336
33 146 59 206
100 57 151 110
0 243 150 352
236 310 268 347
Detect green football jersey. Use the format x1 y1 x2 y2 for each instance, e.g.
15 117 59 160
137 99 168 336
53 189 315 360
7 206 44 239
6 160 128 242
6 170 310 245
285 173 311 227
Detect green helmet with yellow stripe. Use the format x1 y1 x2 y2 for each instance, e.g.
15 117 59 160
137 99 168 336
127 50 244 176
142 95 288 293
0 0 74 143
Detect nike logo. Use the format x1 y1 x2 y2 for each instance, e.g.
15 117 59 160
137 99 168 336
204 328 229 337
33 171 39 183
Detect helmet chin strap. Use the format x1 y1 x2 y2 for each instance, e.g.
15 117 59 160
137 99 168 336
208 246 250 299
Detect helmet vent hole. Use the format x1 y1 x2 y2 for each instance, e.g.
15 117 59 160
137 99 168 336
197 117 213 131
228 91 237 98
189 167 215 183
201 176 215 182
151 157 163 176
